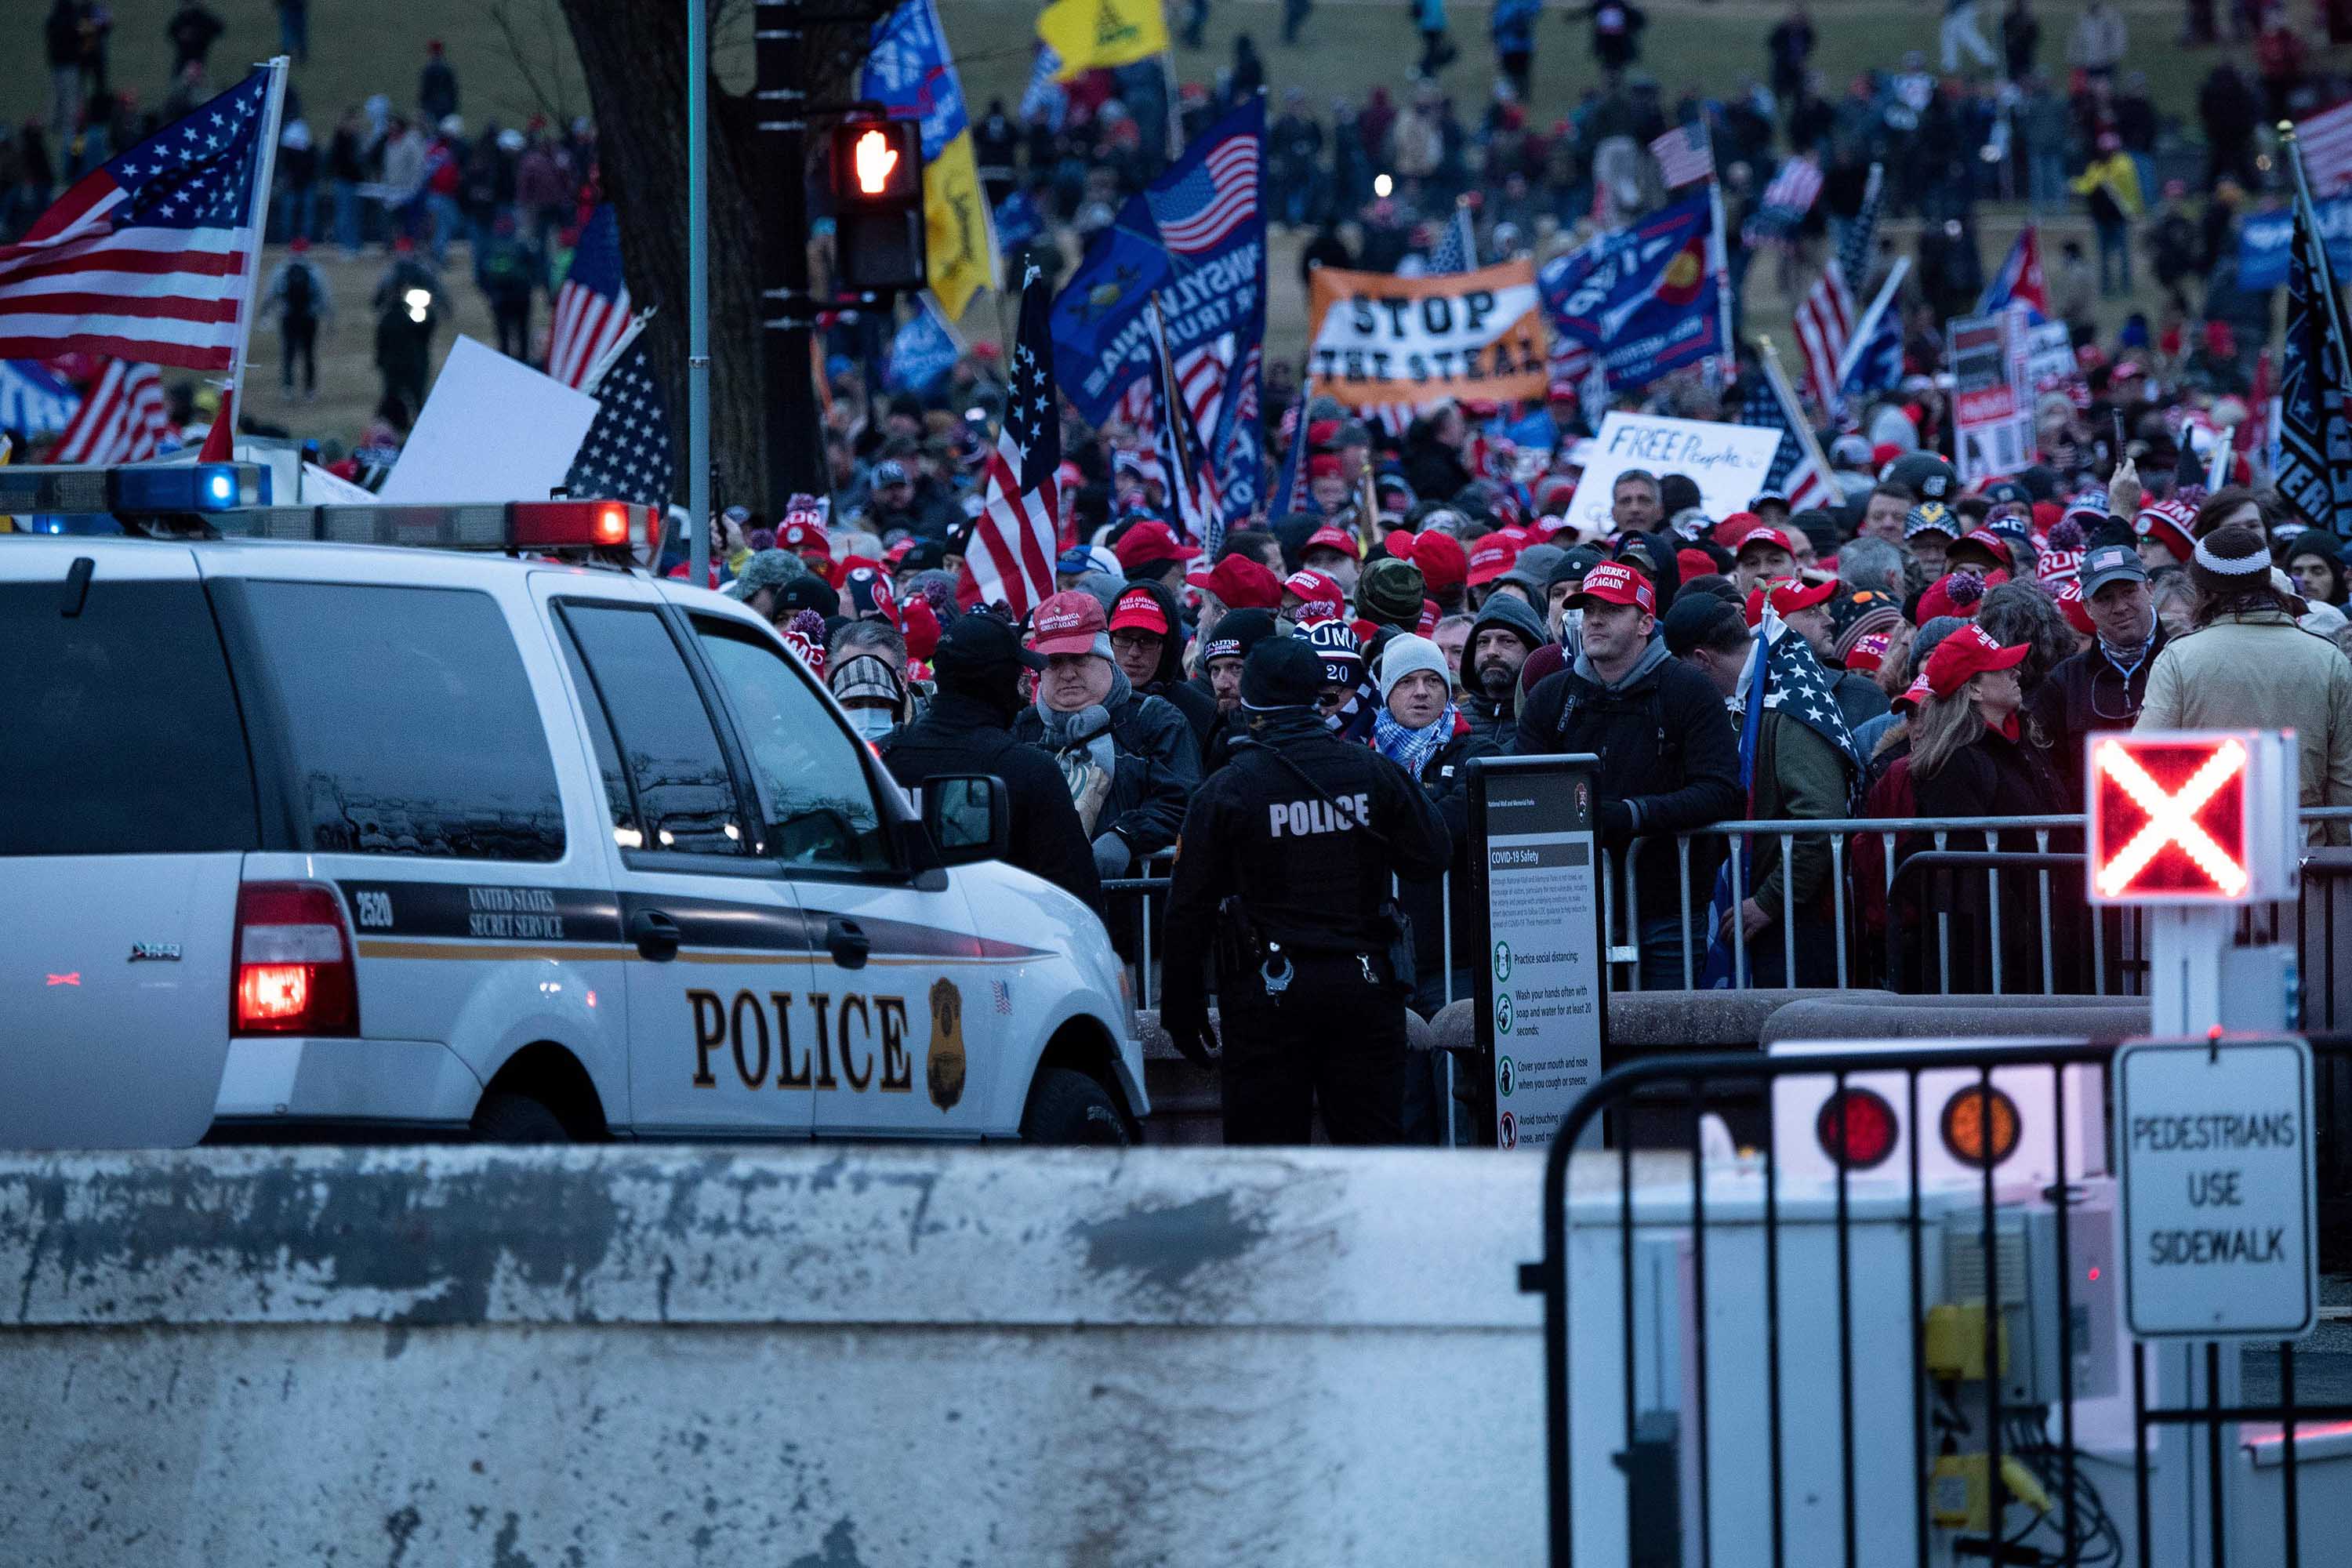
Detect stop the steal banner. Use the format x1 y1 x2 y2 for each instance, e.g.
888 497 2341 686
1305 260 1550 409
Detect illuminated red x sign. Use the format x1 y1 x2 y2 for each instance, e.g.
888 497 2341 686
2088 735 2251 903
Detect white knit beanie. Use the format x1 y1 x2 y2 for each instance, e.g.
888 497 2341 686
1376 633 1453 701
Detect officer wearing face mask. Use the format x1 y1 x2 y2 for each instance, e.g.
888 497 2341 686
1159 637 1451 1143
879 614 1104 915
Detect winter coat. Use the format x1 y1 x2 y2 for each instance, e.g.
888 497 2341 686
1907 719 2072 991
1388 714 1500 986
1123 578 1220 749
2136 609 2352 845
1515 637 1744 928
1461 591 1550 749
1011 681 1202 868
1746 709 1854 927
2025 623 2168 805
880 691 1104 914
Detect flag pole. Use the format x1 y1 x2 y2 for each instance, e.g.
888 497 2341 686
2281 121 2352 379
1702 115 1733 390
207 56 292 460
1756 335 1837 492
2208 425 2236 491
1834 255 1911 390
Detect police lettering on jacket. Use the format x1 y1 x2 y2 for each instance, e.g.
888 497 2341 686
1266 793 1374 837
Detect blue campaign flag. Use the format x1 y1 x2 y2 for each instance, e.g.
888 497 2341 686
2239 194 2352 292
995 189 1045 250
1050 197 1174 423
0 359 80 436
1051 102 1268 427
884 294 961 394
861 0 967 160
1842 309 1904 399
1487 405 1558 458
1539 190 1722 394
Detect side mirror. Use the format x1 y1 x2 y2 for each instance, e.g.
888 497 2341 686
920 774 1011 868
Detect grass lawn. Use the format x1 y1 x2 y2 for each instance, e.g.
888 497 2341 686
3 1 2330 449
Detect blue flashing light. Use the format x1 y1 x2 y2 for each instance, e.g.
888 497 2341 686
110 463 272 514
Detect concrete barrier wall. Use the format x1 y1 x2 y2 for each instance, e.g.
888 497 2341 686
0 1146 1544 1567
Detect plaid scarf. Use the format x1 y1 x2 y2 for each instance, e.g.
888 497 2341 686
1372 702 1460 779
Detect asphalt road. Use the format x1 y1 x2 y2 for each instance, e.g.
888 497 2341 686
2239 1276 2352 1406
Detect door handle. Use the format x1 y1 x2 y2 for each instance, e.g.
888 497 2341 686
826 916 871 971
629 909 681 962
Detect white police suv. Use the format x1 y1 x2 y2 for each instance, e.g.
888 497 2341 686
0 465 1144 1147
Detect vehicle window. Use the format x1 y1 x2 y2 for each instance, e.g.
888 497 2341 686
693 618 891 872
560 604 747 856
555 630 637 844
0 578 260 857
240 582 567 860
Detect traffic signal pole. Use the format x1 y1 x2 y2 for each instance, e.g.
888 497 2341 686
753 0 828 513
687 0 712 586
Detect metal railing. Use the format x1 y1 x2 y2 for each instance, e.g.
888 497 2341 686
1526 1036 2352 1568
1107 808 2352 1020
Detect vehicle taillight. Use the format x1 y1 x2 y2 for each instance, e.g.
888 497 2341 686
233 881 358 1036
1815 1087 1898 1170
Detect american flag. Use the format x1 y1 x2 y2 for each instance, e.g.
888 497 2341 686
1792 163 1882 415
0 69 278 369
48 360 171 463
968 271 1061 618
1745 154 1823 245
1145 133 1258 257
1736 368 1833 511
564 333 675 506
1649 124 1715 191
547 205 632 390
2293 99 2352 201
1428 200 1478 273
1151 303 1223 550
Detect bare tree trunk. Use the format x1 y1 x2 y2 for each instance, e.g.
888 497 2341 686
554 0 887 511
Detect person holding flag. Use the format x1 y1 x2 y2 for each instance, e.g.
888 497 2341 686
1664 586 1862 988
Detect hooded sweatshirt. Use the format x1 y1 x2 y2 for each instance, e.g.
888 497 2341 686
1123 577 1219 746
1463 590 1551 746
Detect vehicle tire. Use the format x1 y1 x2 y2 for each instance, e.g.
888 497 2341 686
470 1090 574 1144
1019 1067 1131 1146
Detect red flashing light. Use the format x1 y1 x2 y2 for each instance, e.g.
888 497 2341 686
2086 734 2252 903
1816 1087 1899 1171
510 499 641 550
233 881 358 1036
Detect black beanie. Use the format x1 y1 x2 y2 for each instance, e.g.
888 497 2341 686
1240 636 1325 710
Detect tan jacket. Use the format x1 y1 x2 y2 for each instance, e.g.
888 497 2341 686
2136 608 2352 845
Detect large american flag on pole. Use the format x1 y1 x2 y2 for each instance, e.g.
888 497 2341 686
1792 162 1882 416
48 360 171 463
0 69 278 369
1151 298 1224 552
547 205 633 390
968 270 1061 618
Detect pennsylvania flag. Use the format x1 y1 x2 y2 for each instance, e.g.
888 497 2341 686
1037 0 1170 80
862 0 997 320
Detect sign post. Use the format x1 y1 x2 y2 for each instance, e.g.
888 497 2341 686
1466 755 1610 1152
2116 1036 2318 1339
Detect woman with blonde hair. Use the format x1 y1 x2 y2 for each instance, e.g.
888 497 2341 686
1903 625 2071 991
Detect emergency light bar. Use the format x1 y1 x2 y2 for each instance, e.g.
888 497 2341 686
209 498 650 552
0 461 270 515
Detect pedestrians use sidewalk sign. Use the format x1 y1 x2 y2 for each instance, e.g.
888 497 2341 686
2116 1035 2318 1340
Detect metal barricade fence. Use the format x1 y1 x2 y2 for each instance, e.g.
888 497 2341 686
1105 809 2352 1022
1523 1036 2352 1568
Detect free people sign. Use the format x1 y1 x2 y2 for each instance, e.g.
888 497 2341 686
2116 1036 2317 1339
1562 412 1784 539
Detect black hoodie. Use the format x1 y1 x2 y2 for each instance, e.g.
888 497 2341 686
1123 578 1219 748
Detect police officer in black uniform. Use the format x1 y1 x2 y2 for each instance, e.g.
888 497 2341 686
1160 637 1451 1145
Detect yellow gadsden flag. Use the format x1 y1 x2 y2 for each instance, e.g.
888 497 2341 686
1037 0 1170 80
